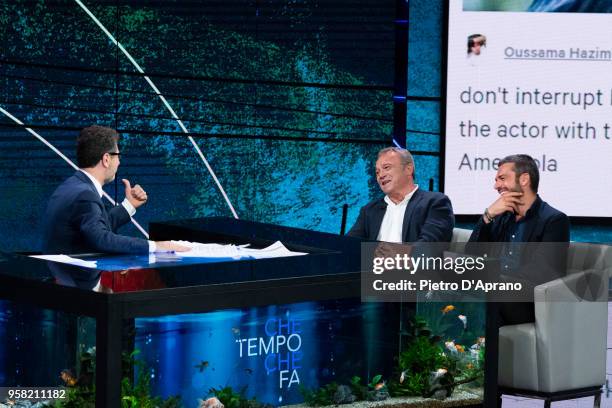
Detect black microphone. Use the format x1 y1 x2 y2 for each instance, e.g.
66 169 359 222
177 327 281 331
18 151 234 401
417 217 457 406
340 203 349 235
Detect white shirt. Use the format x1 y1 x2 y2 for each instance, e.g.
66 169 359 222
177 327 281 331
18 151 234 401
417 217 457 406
377 185 419 243
80 170 155 252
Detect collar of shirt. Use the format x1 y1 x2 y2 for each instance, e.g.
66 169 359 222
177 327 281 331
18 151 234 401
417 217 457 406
523 195 542 220
383 185 419 207
80 169 104 198
377 186 419 243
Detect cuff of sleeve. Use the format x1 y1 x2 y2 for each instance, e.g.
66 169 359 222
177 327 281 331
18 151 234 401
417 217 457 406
122 198 136 216
148 241 156 253
92 278 101 292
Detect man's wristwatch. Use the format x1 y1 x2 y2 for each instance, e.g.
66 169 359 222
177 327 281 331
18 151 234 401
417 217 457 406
483 208 494 223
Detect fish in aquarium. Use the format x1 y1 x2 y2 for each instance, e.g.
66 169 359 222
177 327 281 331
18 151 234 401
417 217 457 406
399 369 408 384
374 380 386 390
444 340 456 352
198 397 224 408
455 344 465 353
470 336 486 357
60 369 78 387
441 304 455 314
194 361 210 372
433 368 448 378
458 314 467 329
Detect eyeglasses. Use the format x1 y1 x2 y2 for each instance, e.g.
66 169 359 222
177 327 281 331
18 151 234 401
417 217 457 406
107 151 121 157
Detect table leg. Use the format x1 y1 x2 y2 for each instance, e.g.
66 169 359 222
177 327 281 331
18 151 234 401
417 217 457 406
96 302 122 407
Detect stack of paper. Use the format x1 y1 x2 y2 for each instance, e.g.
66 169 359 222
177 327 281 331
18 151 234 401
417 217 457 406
238 241 307 259
172 240 306 259
170 241 243 258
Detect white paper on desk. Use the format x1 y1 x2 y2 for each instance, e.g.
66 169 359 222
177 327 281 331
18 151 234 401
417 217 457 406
171 240 307 259
171 241 242 258
238 241 307 259
30 254 98 268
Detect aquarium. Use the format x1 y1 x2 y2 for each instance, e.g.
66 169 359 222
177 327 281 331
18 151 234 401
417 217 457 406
135 299 400 407
130 300 485 407
0 300 486 407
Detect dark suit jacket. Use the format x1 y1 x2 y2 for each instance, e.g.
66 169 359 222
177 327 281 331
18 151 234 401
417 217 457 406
42 171 149 254
469 196 569 244
468 196 570 286
347 189 455 242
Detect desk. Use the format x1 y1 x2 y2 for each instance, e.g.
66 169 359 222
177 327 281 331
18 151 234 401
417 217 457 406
0 218 496 406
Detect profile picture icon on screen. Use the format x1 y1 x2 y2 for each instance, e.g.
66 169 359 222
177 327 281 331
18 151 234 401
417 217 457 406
467 34 487 66
468 34 486 56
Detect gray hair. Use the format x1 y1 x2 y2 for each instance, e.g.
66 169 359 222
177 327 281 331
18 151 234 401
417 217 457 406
378 147 414 166
377 147 415 177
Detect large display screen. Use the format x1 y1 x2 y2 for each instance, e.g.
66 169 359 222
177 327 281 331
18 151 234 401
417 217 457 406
0 0 394 251
444 0 612 217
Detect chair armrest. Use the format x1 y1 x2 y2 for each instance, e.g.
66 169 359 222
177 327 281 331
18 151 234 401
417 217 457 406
532 270 608 392
534 269 607 302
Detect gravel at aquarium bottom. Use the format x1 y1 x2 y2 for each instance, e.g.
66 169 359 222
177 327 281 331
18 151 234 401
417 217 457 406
284 386 483 408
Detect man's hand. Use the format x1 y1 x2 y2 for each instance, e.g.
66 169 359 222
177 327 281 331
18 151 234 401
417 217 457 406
122 179 148 209
155 241 191 252
487 191 523 218
374 242 412 259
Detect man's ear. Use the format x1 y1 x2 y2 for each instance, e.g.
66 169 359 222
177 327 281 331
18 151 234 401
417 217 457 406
101 154 110 168
519 173 530 188
402 162 412 176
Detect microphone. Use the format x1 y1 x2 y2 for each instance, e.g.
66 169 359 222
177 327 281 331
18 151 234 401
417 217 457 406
340 204 349 235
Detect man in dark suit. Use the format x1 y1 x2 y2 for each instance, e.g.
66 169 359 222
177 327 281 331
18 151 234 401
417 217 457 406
347 147 454 243
43 125 188 256
469 154 570 324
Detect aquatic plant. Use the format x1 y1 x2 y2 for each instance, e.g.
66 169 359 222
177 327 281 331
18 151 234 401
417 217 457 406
299 382 339 406
390 335 451 396
414 303 486 345
121 351 182 408
390 314 486 399
48 348 182 408
348 376 367 400
346 374 388 400
400 315 441 345
460 340 486 387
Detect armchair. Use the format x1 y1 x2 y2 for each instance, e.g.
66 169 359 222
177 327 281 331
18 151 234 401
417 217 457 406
451 228 611 407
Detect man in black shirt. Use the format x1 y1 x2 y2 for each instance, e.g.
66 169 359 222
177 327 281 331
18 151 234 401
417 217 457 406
469 154 570 324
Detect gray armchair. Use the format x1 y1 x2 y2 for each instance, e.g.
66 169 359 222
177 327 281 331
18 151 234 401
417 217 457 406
498 269 608 406
451 229 611 407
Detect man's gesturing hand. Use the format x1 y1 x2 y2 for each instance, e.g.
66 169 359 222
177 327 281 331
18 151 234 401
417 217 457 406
122 179 148 209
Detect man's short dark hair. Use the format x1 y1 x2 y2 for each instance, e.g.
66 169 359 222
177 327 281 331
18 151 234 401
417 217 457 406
499 154 539 193
77 126 119 168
